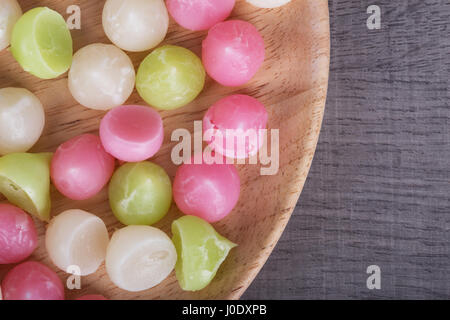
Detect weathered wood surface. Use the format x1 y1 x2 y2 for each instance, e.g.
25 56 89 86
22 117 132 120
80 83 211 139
244 0 450 299
0 0 330 299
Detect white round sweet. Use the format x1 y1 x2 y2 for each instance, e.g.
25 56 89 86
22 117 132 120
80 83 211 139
102 0 169 52
0 87 45 155
106 225 177 292
45 209 109 276
246 0 291 8
68 43 135 110
0 0 22 51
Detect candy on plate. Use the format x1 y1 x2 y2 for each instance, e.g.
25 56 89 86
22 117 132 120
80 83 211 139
246 0 291 8
172 215 236 291
1 261 64 300
166 0 235 31
0 152 52 221
51 134 115 200
173 161 240 223
0 203 38 265
136 45 205 110
102 0 169 52
0 0 22 51
11 7 73 79
100 105 164 162
106 225 177 292
68 43 135 110
0 87 45 155
109 161 172 225
203 94 268 159
45 209 109 276
202 20 265 86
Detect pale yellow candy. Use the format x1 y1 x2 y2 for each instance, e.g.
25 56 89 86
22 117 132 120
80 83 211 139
68 43 135 110
102 0 169 52
45 209 109 276
106 225 177 292
0 0 22 51
0 88 45 155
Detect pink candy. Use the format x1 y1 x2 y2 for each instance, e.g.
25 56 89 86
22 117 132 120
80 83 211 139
1 261 64 300
202 20 265 86
100 105 164 162
51 134 115 200
203 94 268 159
173 161 240 223
0 204 38 264
167 0 235 31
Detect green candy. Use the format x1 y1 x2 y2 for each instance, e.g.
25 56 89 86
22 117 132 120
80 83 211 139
109 161 172 226
10 7 73 79
136 45 205 110
172 215 237 291
0 152 52 221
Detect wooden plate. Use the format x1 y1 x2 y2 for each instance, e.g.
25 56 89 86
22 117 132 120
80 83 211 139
0 0 330 299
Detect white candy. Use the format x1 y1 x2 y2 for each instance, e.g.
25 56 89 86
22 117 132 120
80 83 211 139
0 88 45 155
68 43 135 111
106 225 177 292
45 209 109 276
102 0 169 52
246 0 291 8
0 0 22 51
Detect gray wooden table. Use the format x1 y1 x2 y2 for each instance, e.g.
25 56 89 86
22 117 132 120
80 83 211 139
243 0 450 299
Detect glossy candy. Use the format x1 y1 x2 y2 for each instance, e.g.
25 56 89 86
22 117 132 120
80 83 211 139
68 43 135 110
0 0 22 51
166 0 235 31
100 105 163 162
51 134 115 200
172 215 236 291
106 225 177 292
203 94 268 159
1 261 64 300
45 209 109 276
11 7 73 79
202 20 265 86
0 153 52 221
102 0 169 52
0 204 37 264
0 88 45 155
109 161 172 225
136 45 205 110
173 161 240 223
246 0 291 8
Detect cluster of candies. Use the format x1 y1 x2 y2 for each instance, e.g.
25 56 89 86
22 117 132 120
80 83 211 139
0 0 290 300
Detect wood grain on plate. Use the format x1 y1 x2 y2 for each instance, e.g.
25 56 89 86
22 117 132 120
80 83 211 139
0 0 330 299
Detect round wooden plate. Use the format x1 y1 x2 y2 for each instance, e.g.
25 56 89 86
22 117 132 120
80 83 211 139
0 0 329 299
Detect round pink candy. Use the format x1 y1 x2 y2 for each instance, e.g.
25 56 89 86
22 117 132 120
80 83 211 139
0 204 38 265
51 134 115 200
76 294 108 300
202 20 265 86
173 161 240 223
100 105 164 162
2 261 65 300
203 94 268 159
167 0 235 31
